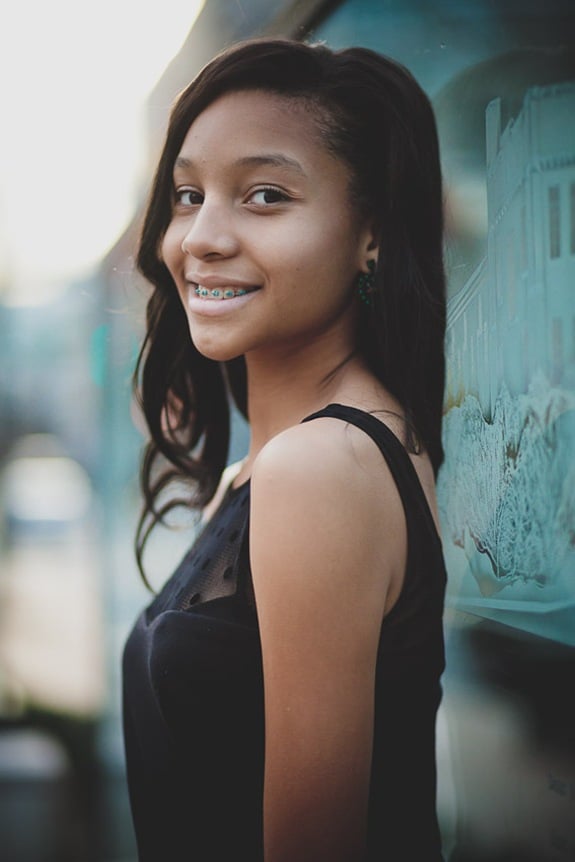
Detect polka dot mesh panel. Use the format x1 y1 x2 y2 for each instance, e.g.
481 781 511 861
147 481 252 620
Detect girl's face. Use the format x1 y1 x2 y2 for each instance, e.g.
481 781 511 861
161 89 375 363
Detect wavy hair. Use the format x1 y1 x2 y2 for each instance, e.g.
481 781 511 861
134 38 446 581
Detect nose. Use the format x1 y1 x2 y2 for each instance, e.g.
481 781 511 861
180 196 239 259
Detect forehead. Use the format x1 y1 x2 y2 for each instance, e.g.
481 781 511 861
174 90 333 171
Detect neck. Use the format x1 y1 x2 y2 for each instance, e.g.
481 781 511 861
242 326 366 459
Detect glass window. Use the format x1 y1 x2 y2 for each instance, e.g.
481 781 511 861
549 185 561 258
314 0 575 645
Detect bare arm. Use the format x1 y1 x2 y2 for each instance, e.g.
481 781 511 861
250 419 407 862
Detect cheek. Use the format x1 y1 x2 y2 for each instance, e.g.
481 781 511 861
283 224 359 291
159 229 188 311
160 225 182 273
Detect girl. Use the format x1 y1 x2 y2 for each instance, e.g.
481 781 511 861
123 38 447 861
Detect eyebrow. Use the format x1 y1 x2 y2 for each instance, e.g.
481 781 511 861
235 154 306 175
173 153 306 176
173 156 194 171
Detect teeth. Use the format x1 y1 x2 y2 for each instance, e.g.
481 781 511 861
195 285 248 300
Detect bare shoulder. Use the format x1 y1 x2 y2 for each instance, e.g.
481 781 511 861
251 414 405 516
252 417 365 493
250 417 407 616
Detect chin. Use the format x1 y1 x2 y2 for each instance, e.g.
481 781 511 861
189 331 244 364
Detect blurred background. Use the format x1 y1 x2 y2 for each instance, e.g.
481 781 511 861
0 1 573 860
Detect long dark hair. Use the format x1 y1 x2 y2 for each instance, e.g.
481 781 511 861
134 38 446 580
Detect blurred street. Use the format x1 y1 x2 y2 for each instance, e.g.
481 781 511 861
0 531 104 717
0 521 109 862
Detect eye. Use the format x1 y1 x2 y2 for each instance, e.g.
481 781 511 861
174 188 203 207
247 186 290 206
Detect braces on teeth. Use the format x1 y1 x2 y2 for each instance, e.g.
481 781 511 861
195 286 248 299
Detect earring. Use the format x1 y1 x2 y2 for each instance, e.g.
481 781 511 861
357 259 376 306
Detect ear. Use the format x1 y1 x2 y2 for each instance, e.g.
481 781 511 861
356 218 380 271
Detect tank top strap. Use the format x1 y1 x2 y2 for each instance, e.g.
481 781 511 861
301 403 440 544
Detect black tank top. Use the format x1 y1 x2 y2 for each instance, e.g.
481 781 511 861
122 404 446 861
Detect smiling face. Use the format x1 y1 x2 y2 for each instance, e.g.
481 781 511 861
161 89 376 363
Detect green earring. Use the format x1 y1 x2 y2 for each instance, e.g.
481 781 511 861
357 259 376 306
